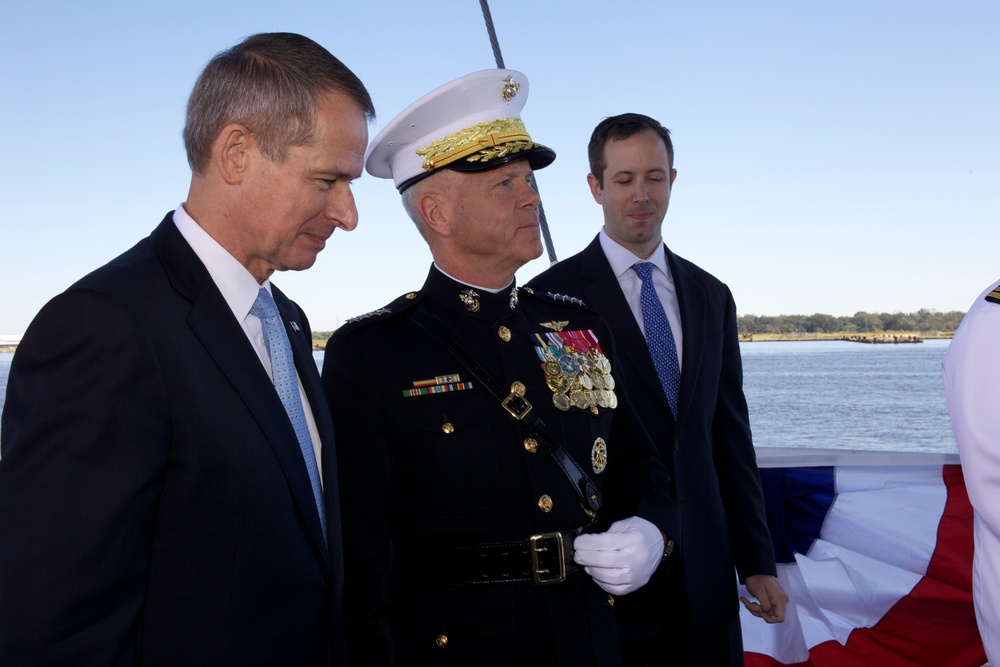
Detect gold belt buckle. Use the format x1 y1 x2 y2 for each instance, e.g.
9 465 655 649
502 393 533 420
529 532 566 585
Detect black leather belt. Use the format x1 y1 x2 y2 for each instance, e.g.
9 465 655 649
392 531 580 586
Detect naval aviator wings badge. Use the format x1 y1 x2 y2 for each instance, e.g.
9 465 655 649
533 329 617 415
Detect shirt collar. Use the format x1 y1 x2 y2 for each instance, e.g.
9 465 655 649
432 261 513 294
599 227 670 282
172 204 267 322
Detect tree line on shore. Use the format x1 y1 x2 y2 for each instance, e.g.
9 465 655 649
307 310 966 347
737 309 965 336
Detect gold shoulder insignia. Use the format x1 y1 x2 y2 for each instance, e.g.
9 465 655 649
986 287 1000 304
540 321 570 332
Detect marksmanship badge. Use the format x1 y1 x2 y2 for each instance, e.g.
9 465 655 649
592 437 608 474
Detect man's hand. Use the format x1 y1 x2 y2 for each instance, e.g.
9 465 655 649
573 517 664 595
741 574 788 623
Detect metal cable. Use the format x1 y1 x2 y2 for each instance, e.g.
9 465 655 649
478 0 557 263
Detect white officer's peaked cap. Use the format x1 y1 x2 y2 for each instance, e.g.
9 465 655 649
364 69 555 192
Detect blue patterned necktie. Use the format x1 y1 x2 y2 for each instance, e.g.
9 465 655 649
250 287 327 543
632 262 681 417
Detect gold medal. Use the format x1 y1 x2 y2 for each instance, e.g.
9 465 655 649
543 360 562 377
608 390 618 409
547 375 571 393
604 374 615 390
593 353 611 374
591 373 605 390
596 390 609 409
553 393 571 411
578 373 593 390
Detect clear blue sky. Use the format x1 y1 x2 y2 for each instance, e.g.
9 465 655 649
1 1 997 335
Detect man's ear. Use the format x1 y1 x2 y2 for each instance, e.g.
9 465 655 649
215 124 253 185
420 190 453 238
587 173 603 205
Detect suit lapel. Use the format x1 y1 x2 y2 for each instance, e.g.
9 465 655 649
149 217 329 560
667 246 706 422
573 237 673 414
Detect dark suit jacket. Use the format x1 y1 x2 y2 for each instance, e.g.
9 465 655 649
529 235 775 634
0 214 347 665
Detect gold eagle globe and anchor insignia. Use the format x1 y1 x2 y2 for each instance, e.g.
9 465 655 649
459 289 481 312
501 74 520 102
534 329 618 415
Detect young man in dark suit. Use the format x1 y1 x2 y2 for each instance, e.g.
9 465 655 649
529 113 787 666
0 33 372 665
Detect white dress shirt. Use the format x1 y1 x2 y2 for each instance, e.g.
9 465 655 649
173 205 323 484
598 228 683 372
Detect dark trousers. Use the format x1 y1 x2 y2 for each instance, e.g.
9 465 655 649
621 609 744 667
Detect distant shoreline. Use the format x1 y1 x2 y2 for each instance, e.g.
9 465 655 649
2 331 956 354
741 331 952 343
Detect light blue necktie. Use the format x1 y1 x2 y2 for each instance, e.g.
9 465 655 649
251 287 327 543
633 262 681 417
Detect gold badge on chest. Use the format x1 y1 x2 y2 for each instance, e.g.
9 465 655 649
591 437 608 474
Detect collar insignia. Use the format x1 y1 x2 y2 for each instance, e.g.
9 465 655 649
459 289 481 312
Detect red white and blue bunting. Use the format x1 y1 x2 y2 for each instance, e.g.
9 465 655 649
742 449 986 667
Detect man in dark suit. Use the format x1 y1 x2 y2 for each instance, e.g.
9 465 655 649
0 33 373 665
529 113 787 666
323 71 679 667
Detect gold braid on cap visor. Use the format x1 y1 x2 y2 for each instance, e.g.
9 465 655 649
416 118 535 172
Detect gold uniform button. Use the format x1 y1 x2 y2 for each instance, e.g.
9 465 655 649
538 494 553 512
441 422 455 435
435 634 448 648
608 595 615 607
498 326 512 342
523 437 538 453
405 292 417 299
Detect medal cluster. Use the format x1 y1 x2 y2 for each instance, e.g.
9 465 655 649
538 344 618 415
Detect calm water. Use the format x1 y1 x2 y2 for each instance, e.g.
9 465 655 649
741 339 954 454
0 340 957 453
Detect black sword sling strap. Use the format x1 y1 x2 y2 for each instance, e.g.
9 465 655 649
409 305 602 520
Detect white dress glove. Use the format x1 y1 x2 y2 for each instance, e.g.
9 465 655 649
573 516 664 595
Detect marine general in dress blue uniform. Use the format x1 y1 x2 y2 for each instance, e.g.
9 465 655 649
322 70 680 666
